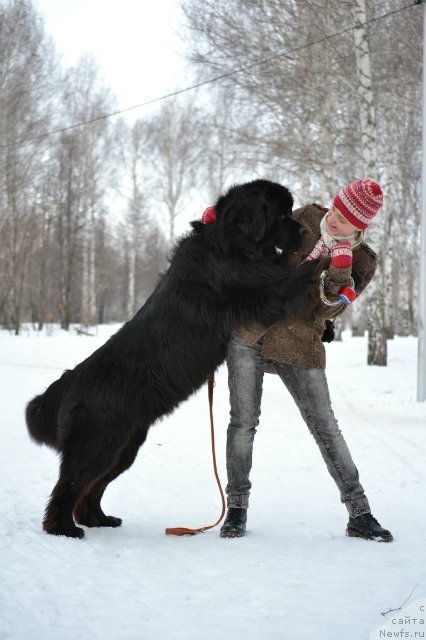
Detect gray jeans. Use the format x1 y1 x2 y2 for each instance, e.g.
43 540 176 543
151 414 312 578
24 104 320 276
226 335 371 518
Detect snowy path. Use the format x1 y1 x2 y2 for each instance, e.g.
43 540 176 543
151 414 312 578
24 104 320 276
0 327 425 640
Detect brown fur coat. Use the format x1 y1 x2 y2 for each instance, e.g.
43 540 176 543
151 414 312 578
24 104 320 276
235 203 377 369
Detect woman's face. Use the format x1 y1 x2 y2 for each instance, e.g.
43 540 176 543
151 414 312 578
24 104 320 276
326 204 359 237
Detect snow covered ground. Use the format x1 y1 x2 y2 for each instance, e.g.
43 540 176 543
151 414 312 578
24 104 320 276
1 325 425 640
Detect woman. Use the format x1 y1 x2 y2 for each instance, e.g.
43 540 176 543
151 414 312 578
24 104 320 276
220 177 393 542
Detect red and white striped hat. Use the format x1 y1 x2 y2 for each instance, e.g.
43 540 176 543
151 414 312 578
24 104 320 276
334 178 383 230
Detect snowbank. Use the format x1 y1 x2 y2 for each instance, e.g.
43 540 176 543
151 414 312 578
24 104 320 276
1 326 425 640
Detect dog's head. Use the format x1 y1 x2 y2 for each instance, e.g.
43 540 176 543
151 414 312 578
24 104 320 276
210 179 303 259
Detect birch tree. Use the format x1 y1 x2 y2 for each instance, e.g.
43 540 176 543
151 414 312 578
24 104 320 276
0 0 421 333
181 0 357 199
181 0 422 356
0 0 56 333
123 120 151 318
148 98 209 243
351 0 387 365
56 56 116 328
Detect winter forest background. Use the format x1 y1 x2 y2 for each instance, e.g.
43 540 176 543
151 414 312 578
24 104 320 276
0 0 422 366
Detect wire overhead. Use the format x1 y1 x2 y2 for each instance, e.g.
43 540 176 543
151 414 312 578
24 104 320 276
1 0 420 149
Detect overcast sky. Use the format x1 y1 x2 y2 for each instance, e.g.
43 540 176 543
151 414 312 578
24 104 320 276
33 1 209 233
35 0 190 119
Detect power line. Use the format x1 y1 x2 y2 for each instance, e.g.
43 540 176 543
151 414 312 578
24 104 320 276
1 0 420 149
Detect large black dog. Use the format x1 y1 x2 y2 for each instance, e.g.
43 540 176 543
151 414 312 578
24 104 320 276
26 179 320 538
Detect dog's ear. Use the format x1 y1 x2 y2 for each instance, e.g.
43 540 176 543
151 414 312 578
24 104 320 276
237 208 266 242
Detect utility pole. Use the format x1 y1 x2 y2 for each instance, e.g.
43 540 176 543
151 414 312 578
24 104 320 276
417 0 426 401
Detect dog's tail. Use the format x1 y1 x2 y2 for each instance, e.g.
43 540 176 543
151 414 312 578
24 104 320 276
25 370 73 451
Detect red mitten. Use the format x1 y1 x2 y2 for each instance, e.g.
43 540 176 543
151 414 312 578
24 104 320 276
330 240 352 268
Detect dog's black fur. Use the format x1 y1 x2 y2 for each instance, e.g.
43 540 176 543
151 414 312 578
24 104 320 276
26 179 321 538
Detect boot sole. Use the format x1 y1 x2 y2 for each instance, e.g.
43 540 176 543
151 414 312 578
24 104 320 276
346 527 393 542
220 529 246 538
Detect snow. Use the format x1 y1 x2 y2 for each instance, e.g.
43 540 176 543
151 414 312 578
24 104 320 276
1 325 425 640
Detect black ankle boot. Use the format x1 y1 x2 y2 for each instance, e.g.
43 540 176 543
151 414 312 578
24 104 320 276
346 513 393 542
220 508 247 538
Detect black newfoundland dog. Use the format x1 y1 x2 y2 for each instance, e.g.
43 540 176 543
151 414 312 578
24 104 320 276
26 179 320 538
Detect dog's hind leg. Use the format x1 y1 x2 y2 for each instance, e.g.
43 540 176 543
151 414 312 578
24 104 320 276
74 429 148 528
43 409 126 538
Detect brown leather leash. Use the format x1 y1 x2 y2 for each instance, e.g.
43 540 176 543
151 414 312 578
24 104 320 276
165 374 226 536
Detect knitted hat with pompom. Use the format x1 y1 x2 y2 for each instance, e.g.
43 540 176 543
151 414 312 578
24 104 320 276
334 178 383 230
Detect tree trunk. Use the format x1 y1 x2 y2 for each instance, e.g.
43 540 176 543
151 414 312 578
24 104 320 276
383 169 395 340
352 0 387 365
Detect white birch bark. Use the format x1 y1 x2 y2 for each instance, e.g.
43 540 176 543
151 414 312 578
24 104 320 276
126 238 136 320
319 36 338 204
80 189 97 326
126 197 138 319
89 200 97 322
80 210 90 327
383 139 395 338
352 0 387 365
